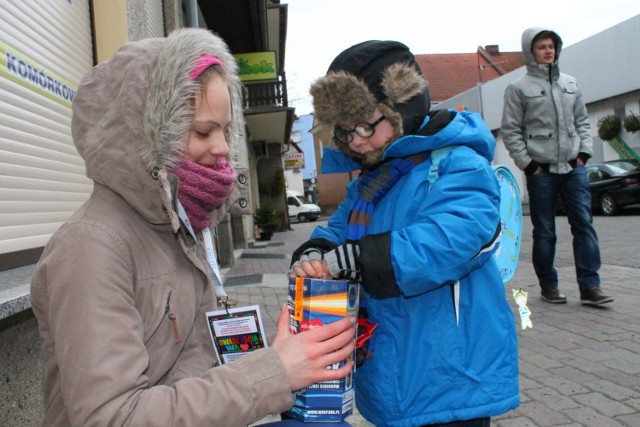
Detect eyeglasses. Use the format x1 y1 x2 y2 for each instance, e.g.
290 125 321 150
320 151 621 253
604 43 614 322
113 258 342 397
334 116 386 144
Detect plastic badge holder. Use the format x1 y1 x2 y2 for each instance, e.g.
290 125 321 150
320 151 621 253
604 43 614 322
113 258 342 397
285 277 359 423
492 165 522 283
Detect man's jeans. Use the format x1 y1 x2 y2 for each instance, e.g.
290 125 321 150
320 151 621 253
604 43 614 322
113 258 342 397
526 165 601 291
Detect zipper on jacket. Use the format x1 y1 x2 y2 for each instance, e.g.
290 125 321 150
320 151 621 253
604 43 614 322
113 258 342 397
165 291 181 344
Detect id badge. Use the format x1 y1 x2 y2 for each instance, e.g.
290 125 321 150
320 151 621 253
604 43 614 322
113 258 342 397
205 305 269 365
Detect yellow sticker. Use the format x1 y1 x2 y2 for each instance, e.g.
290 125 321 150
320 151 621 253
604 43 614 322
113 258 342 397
294 277 304 322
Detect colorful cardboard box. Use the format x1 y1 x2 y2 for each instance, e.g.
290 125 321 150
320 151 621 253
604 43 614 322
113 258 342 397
284 277 359 422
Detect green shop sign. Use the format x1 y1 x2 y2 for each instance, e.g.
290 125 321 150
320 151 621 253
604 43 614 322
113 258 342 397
607 136 640 162
234 51 277 82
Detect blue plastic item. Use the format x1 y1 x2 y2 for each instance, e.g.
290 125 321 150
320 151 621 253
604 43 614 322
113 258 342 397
492 165 522 283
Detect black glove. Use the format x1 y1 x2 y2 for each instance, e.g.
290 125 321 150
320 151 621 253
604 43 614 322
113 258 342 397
325 242 361 281
524 160 542 176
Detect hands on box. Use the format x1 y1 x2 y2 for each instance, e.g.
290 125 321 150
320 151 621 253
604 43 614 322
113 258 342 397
290 247 325 278
291 242 361 282
271 305 356 391
289 238 339 279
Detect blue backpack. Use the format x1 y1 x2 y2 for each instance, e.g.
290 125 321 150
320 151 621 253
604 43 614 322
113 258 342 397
429 147 522 283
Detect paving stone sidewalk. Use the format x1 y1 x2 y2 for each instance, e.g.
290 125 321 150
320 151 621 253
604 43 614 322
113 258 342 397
222 214 640 427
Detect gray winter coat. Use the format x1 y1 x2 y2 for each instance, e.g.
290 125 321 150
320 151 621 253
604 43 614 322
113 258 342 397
501 27 593 175
30 29 293 426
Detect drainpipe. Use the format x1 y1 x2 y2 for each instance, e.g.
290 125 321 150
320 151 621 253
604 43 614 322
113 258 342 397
183 0 198 27
476 81 484 119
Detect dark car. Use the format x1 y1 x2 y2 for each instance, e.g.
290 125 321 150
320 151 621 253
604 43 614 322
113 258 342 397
557 162 640 216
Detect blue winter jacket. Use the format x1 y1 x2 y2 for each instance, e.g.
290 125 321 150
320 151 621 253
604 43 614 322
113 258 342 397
312 109 519 426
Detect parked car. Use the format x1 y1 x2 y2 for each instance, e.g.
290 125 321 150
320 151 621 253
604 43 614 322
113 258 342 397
558 162 640 215
287 190 322 222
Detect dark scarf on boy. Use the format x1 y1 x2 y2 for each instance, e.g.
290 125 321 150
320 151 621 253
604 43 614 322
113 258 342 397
346 153 426 241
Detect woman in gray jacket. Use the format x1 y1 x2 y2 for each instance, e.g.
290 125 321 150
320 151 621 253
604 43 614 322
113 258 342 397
30 28 355 426
501 28 613 306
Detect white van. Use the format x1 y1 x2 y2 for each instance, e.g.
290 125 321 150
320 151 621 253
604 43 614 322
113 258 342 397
287 190 322 222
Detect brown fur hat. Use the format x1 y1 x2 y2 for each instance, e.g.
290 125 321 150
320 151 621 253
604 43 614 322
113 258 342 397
310 40 429 153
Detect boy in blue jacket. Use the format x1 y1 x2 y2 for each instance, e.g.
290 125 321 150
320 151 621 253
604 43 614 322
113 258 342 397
290 40 519 427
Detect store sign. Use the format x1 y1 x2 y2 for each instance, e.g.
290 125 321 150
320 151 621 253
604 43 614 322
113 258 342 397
607 136 640 161
0 41 77 107
234 51 277 82
284 152 305 170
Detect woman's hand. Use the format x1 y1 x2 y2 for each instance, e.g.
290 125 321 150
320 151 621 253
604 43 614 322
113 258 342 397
270 305 356 391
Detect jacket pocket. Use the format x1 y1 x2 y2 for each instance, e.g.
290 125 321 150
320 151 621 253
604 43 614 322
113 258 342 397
526 129 553 139
522 86 546 99
521 86 554 129
559 80 577 95
142 285 176 344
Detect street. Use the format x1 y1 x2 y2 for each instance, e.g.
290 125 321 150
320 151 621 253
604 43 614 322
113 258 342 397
521 207 640 270
225 208 640 427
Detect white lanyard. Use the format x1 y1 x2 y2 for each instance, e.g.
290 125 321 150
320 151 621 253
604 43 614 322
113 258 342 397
177 201 229 306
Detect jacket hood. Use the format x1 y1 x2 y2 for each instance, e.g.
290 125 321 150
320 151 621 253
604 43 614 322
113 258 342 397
522 27 563 73
71 28 245 224
321 109 495 173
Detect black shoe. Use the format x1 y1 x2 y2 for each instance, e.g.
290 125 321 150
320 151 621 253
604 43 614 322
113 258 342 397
541 288 567 304
580 287 614 306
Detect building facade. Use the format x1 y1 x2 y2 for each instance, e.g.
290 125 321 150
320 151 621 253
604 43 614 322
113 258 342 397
0 1 294 423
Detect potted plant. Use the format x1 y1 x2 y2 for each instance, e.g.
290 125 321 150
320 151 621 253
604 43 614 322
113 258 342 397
623 112 640 133
254 202 280 241
597 114 621 141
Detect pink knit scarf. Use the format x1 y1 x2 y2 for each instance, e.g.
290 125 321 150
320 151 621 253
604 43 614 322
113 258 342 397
170 159 237 231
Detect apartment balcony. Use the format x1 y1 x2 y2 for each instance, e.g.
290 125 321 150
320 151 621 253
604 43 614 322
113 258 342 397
243 74 289 109
242 73 294 150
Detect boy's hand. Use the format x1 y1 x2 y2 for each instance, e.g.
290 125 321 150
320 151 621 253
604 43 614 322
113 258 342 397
290 247 325 278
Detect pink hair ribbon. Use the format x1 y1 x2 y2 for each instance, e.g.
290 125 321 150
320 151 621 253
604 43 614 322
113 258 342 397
190 54 224 80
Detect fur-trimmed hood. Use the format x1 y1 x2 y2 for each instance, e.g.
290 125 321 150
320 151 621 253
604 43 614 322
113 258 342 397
71 28 246 226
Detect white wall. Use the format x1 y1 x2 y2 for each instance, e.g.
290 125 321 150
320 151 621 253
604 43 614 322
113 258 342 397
437 15 640 201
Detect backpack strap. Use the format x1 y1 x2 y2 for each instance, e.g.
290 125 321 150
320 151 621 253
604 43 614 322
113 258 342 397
427 147 522 284
428 145 459 186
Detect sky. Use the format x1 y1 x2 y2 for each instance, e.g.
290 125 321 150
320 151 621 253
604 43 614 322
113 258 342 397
283 0 640 115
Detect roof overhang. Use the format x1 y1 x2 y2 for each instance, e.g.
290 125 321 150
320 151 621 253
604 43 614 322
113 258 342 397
244 106 295 144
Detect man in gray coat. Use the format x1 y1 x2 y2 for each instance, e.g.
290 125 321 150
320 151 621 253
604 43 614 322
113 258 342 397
501 27 613 306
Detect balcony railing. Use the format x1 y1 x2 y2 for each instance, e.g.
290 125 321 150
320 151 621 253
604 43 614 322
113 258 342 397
243 74 288 109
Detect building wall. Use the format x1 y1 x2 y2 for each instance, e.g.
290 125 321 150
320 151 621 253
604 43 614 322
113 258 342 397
93 0 129 63
0 0 94 268
438 15 640 202
587 91 640 162
0 2 176 424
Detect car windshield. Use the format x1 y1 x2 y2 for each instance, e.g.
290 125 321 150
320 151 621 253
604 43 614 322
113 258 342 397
603 165 629 176
605 160 640 172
